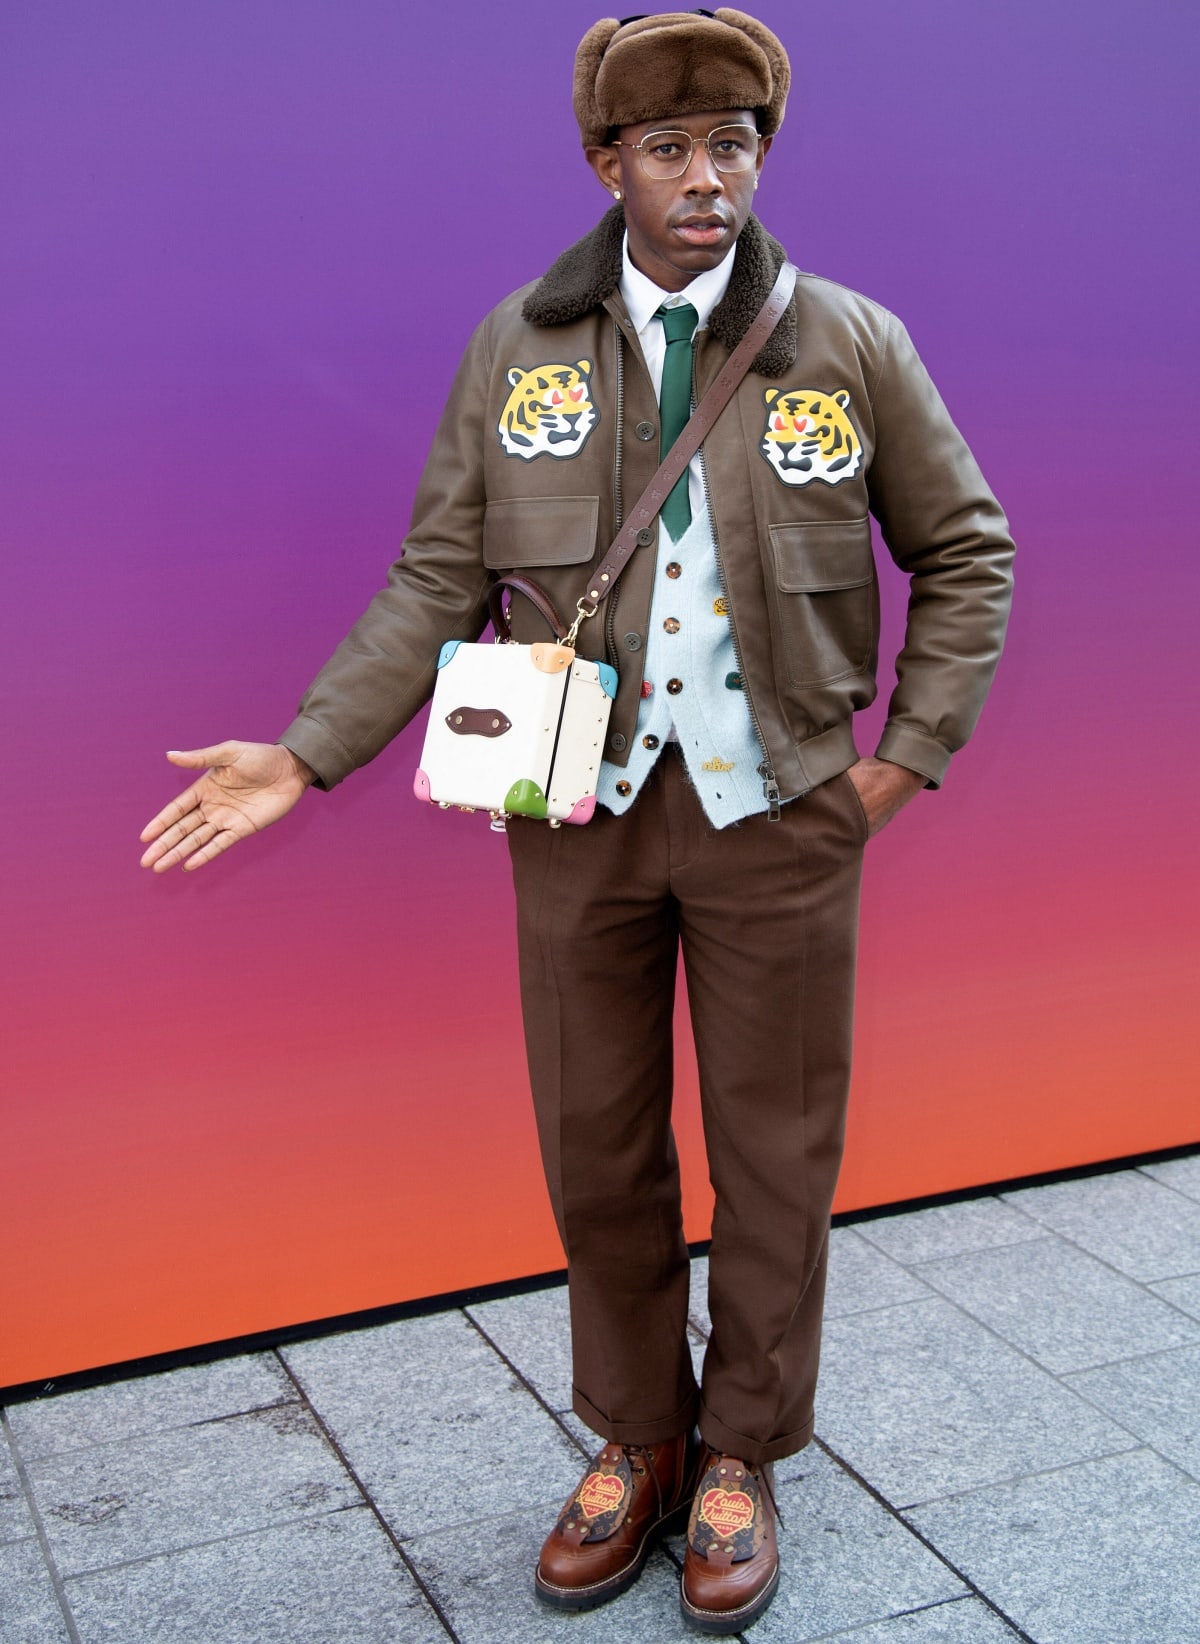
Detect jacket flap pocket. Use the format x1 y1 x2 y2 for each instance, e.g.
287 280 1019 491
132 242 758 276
483 495 599 569
769 519 873 592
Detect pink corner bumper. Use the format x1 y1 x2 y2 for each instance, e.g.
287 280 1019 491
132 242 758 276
564 794 597 825
413 768 432 803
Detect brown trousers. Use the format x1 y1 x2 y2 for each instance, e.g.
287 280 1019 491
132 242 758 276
507 747 867 1465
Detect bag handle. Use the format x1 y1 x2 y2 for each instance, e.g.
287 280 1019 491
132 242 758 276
487 574 570 642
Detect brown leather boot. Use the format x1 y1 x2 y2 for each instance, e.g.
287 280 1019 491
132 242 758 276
680 1450 781 1634
535 1431 700 1610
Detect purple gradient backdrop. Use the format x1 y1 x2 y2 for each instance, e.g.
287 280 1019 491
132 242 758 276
2 0 1196 1385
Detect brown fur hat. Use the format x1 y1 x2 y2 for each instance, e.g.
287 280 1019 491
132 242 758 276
573 9 790 148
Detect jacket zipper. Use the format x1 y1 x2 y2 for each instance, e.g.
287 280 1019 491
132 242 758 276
604 319 625 671
694 349 782 821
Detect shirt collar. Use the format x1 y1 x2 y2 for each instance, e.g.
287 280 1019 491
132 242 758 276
619 232 736 338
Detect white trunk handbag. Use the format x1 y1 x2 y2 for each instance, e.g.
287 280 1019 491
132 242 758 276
414 261 797 830
414 575 616 829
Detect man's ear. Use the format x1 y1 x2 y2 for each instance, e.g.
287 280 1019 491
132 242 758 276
586 144 622 196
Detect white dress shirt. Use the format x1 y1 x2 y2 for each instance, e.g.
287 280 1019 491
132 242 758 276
619 234 736 523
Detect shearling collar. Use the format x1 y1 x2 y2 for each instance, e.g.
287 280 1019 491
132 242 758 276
521 207 796 379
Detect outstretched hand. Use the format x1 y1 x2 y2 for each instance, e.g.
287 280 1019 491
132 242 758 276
139 742 316 873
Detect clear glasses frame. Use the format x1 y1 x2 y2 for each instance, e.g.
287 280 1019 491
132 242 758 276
610 123 760 180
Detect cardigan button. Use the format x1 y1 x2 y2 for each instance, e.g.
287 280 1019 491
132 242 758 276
663 617 680 635
666 678 683 696
635 420 656 441
610 732 628 751
622 632 643 652
665 562 682 579
642 734 660 750
615 780 632 797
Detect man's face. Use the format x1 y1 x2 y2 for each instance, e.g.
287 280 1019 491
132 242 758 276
587 108 771 293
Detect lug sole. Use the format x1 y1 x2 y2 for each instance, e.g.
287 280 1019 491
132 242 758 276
534 1498 692 1611
680 1558 780 1635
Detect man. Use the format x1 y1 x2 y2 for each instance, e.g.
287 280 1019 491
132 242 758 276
141 10 1013 1632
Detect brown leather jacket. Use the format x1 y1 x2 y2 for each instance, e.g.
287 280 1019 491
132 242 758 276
280 210 1014 802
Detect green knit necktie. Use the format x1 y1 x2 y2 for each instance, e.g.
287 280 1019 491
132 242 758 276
656 301 698 540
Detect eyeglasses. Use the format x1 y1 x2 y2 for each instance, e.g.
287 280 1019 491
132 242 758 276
610 124 760 181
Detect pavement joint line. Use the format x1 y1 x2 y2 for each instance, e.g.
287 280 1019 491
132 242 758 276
1133 1165 1200 1210
812 1434 1040 1644
461 1306 594 1459
886 1440 1147 1514
1059 1334 1200 1377
6 1397 306 1465
855 1251 1188 1397
271 1349 463 1644
1 1406 83 1644
54 1502 368 1582
907 1233 1057 1273
800 1592 1013 1644
995 1198 1200 1292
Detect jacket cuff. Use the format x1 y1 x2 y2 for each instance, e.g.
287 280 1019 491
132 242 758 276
277 715 358 791
873 723 952 789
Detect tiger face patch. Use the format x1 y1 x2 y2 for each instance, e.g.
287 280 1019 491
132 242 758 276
498 360 598 460
759 387 862 486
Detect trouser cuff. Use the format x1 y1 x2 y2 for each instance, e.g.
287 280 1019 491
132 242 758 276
573 1384 700 1448
698 1401 814 1466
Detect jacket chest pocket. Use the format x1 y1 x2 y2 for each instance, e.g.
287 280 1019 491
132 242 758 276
482 495 599 568
768 518 877 687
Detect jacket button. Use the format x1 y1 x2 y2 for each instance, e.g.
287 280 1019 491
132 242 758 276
663 617 680 635
665 562 682 579
635 527 655 547
635 420 656 441
610 732 628 751
642 734 660 750
622 632 642 652
666 678 683 695
615 780 632 796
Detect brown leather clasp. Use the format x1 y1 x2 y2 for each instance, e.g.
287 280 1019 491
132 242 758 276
444 707 512 737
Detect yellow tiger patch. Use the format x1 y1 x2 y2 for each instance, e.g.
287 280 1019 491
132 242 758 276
498 360 599 460
759 387 862 487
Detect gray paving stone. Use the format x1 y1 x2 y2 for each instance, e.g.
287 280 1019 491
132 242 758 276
1065 1343 1200 1481
1149 1272 1200 1320
0 1537 72 1644
815 1297 1135 1507
911 1235 1200 1373
282 1312 583 1539
1140 1153 1200 1202
853 1198 1042 1266
1002 1170 1200 1281
906 1447 1200 1644
407 1504 683 1643
686 1445 965 1642
0 1435 33 1546
467 1286 573 1411
66 1505 446 1644
824 1230 933 1319
7 1354 294 1460
817 1596 1023 1642
26 1402 359 1577
688 1255 711 1337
